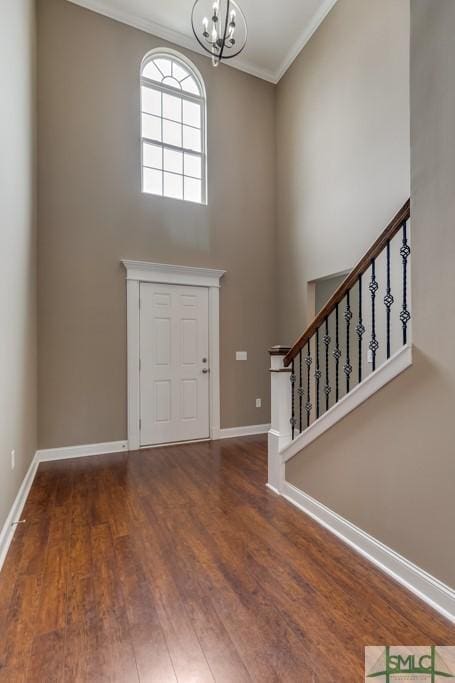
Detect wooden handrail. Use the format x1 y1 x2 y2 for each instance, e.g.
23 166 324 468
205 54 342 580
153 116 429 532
283 199 411 367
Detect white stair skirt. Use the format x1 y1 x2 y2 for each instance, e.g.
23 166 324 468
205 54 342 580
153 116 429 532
265 343 455 623
280 343 413 464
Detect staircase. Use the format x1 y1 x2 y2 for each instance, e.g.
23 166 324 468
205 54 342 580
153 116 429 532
268 200 412 493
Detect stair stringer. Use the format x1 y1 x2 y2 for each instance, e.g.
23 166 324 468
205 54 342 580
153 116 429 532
279 344 413 464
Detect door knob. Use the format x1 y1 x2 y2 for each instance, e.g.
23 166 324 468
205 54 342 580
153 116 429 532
202 368 210 374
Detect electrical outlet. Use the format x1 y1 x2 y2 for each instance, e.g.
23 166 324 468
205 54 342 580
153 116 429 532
367 349 374 364
11 450 15 471
236 351 247 361
256 398 262 408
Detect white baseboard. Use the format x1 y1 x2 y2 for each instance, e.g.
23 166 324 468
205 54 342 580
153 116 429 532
281 344 413 463
0 453 39 572
214 424 271 440
36 440 128 462
281 481 455 624
1 428 269 575
0 440 128 572
1 428 266 570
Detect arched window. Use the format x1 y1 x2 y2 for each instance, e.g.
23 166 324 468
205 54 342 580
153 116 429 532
141 50 207 204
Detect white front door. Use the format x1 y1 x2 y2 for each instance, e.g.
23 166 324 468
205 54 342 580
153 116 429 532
139 282 210 446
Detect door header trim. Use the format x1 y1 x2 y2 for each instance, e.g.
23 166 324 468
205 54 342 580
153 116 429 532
122 260 226 288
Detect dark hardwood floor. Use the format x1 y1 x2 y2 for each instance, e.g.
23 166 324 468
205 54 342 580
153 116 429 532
0 435 452 682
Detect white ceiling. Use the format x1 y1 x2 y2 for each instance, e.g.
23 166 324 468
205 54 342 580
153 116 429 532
66 0 338 83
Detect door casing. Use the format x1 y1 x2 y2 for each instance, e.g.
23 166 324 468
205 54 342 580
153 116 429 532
122 260 225 450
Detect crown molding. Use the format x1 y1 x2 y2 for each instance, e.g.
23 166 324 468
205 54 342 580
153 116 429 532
274 0 339 82
65 0 277 83
66 0 338 85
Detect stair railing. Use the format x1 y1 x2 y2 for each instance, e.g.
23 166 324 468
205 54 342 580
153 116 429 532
267 200 411 492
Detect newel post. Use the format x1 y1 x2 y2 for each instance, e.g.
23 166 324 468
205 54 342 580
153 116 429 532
268 346 292 494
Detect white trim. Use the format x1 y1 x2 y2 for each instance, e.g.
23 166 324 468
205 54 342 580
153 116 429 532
122 260 225 288
208 286 222 439
267 349 292 492
275 0 339 81
126 278 141 450
281 482 455 624
0 440 127 572
0 424 262 571
281 344 413 463
214 423 271 440
36 440 128 462
65 0 339 84
65 0 276 83
0 454 39 572
122 260 225 450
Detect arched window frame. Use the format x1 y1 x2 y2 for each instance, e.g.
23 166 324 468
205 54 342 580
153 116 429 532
140 48 207 205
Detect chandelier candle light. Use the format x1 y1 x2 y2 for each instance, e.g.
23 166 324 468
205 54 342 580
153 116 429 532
191 0 248 67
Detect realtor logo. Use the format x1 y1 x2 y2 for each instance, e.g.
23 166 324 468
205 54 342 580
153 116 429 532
365 646 455 682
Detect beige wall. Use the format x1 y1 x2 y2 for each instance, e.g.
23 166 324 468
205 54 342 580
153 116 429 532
37 0 277 448
0 0 37 530
276 0 410 344
287 0 455 588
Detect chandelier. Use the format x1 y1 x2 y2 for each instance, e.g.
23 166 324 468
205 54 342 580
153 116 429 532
191 0 248 67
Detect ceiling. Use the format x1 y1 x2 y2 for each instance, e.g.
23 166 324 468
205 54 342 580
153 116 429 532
66 0 338 83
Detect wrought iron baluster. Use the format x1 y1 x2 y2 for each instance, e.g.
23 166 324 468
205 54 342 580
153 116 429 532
323 317 331 412
400 221 411 344
369 259 379 371
344 291 353 393
356 274 365 383
384 239 394 359
315 329 321 419
333 303 341 403
275 203 410 441
290 359 296 440
298 350 303 434
305 340 312 428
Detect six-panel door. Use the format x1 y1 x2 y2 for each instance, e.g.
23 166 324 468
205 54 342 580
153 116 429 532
139 282 210 445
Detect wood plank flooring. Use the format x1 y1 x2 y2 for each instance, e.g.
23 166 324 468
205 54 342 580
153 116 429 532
0 435 452 682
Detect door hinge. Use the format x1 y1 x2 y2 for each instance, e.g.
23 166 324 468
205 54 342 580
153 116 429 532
139 418 142 431
139 358 141 372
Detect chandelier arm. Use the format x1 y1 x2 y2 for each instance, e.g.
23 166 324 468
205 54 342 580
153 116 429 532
191 0 217 57
220 0 249 59
217 0 230 64
210 35 247 59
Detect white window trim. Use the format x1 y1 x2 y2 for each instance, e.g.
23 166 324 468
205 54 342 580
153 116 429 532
122 260 225 450
140 48 208 205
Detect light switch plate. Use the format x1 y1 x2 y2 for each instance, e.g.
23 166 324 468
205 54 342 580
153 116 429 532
236 351 247 361
256 398 262 408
